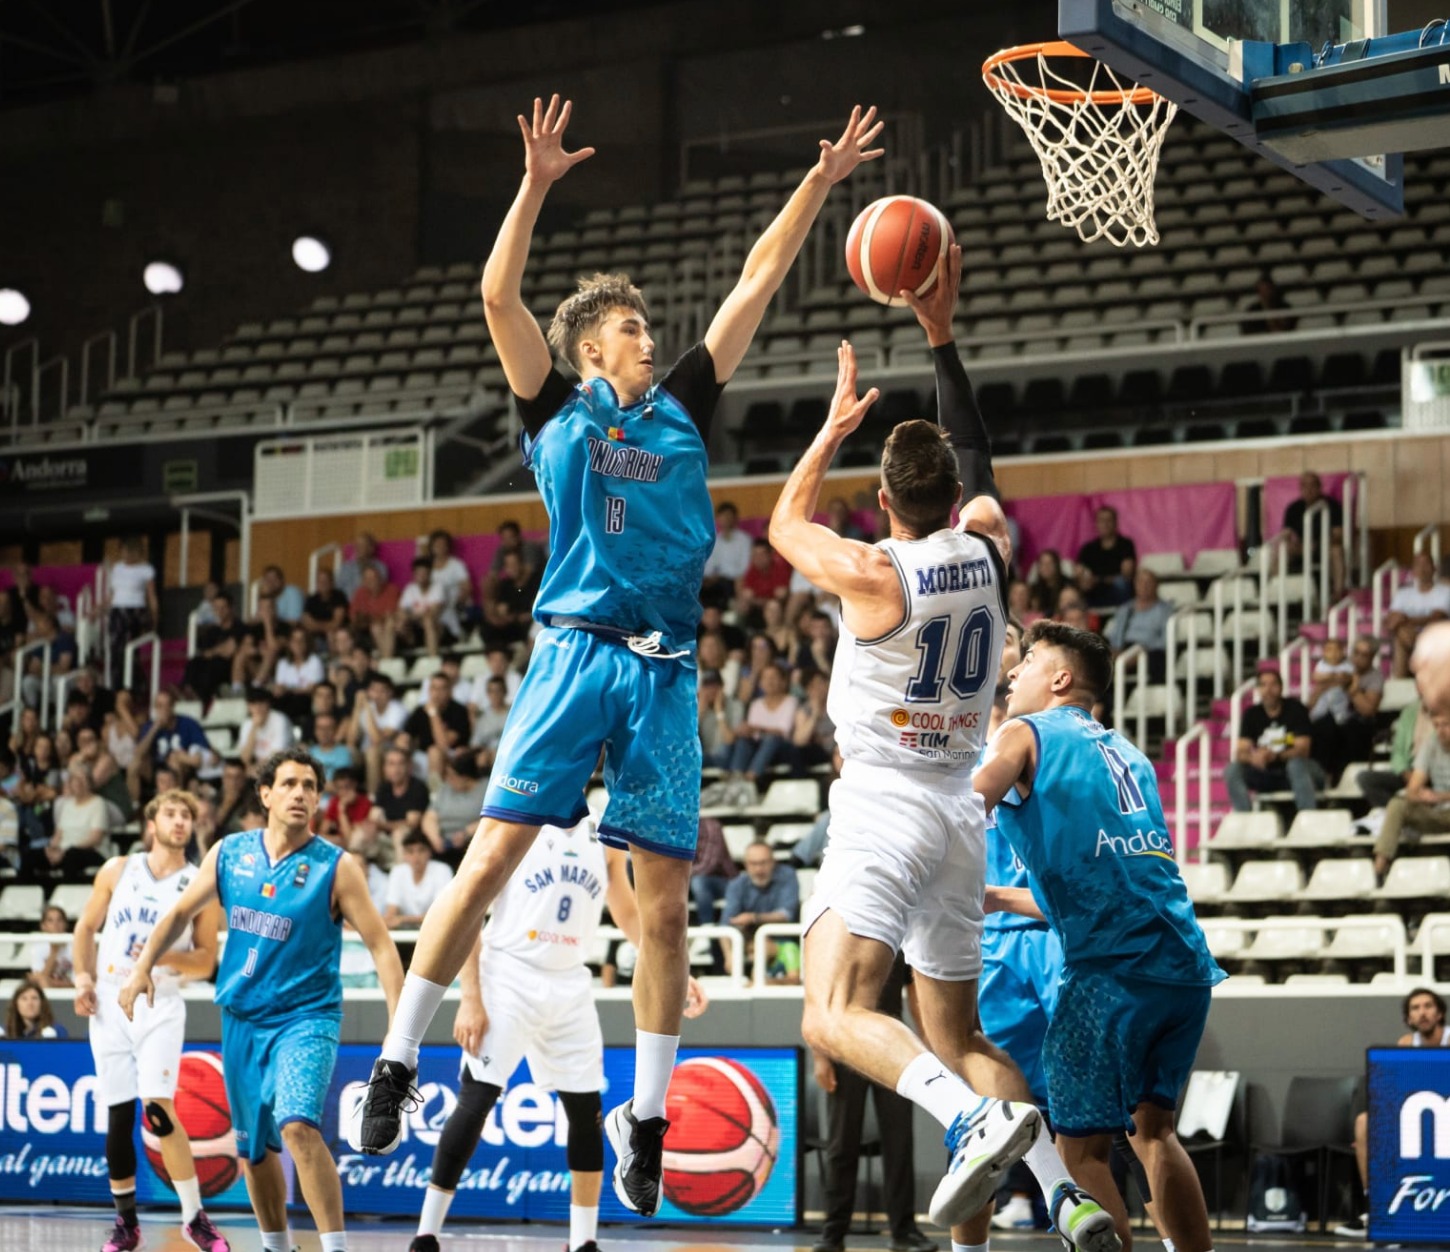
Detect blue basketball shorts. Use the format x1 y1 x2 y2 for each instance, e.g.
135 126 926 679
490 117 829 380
481 626 702 859
221 1009 341 1162
1042 964 1211 1138
979 922 1064 1107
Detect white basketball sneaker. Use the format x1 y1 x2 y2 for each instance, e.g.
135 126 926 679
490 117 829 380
928 1098 1042 1228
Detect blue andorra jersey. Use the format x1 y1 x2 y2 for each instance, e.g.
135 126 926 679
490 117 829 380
985 801 1043 933
523 374 715 655
214 829 344 1021
1002 706 1225 985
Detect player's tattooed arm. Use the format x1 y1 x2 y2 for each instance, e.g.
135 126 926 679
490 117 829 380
117 843 223 1018
71 855 127 1016
973 719 1039 811
335 851 405 1017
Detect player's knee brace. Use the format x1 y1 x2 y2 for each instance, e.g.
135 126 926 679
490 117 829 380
143 1101 176 1137
558 1091 604 1172
107 1102 138 1179
1112 1130 1152 1202
431 1075 502 1193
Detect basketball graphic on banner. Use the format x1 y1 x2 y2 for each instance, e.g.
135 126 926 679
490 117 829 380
661 1057 781 1216
142 1051 239 1197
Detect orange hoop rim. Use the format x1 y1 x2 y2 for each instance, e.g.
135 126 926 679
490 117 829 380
982 40 1160 106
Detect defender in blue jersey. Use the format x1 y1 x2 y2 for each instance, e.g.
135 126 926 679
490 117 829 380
119 748 403 1252
359 93 888 1218
974 622 1224 1252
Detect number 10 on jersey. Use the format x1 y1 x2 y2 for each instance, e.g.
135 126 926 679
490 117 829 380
906 608 993 703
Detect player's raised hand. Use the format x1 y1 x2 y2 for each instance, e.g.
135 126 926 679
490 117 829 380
901 242 962 347
116 968 154 1020
684 976 710 1019
518 94 596 186
815 105 885 184
824 341 879 440
453 995 489 1056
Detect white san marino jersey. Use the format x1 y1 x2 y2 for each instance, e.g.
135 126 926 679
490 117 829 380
830 528 1007 772
97 853 195 995
482 818 609 972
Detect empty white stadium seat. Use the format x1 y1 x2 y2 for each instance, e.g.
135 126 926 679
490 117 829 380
721 825 756 861
1181 862 1231 904
1284 973 1350 986
1416 913 1450 954
1209 811 1284 850
1242 920 1326 960
1382 678 1419 713
1140 552 1186 576
45 883 93 920
795 868 818 902
1376 856 1450 899
375 657 408 684
1224 859 1304 902
1201 922 1248 957
0 885 46 923
1325 916 1406 959
1298 856 1376 901
204 697 247 728
1285 809 1355 847
745 779 820 818
1191 549 1242 577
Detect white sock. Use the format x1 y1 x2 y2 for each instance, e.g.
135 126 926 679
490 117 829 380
633 1030 679 1121
320 1232 348 1252
570 1202 599 1249
260 1233 292 1252
381 972 450 1067
1024 1132 1073 1202
173 1174 202 1224
895 1052 986 1130
954 1242 990 1252
418 1186 454 1236
1163 1240 1177 1252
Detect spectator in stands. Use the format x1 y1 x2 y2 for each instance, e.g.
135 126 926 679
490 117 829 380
302 566 349 645
479 643 522 701
1277 470 1345 601
238 686 294 770
760 598 795 660
723 839 800 975
787 670 836 774
337 532 387 600
691 816 740 973
791 609 837 678
1028 548 1068 618
699 602 747 659
468 676 512 773
1075 506 1138 608
725 663 799 788
1309 636 1384 779
133 687 210 796
36 584 75 635
19 609 77 709
302 679 348 744
351 671 408 791
319 766 378 853
350 564 400 656
308 711 355 783
1105 568 1173 682
1051 586 1100 635
1373 713 1450 875
1415 622 1450 718
4 562 38 620
1359 697 1429 811
71 666 116 733
427 528 471 611
108 690 140 795
481 549 539 649
105 537 158 677
2 980 65 1040
698 630 740 694
1227 668 1325 813
734 537 792 627
699 669 738 769
825 497 867 541
29 904 74 988
384 829 455 929
1007 578 1039 628
1386 550 1450 677
404 671 470 783
213 759 253 837
486 520 546 587
421 753 488 864
371 744 431 851
1242 273 1297 334
46 759 111 876
182 590 248 704
737 633 782 706
272 625 325 723
71 724 130 820
702 501 753 610
250 564 305 681
393 556 444 657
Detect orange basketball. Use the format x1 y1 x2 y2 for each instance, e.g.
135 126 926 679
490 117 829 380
142 1051 239 1197
845 195 954 307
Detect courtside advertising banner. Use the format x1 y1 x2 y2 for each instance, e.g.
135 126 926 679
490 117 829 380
1368 1046 1450 1244
326 1044 800 1224
0 1039 798 1226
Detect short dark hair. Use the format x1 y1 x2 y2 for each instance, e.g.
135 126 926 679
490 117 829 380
1403 986 1447 1023
547 272 649 372
257 746 325 790
880 420 960 534
1023 620 1114 701
212 590 232 607
1257 668 1284 688
245 685 273 705
332 766 360 787
401 829 432 851
411 556 431 573
366 670 394 690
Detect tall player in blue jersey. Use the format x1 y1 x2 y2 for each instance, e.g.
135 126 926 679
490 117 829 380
974 622 1224 1252
119 747 403 1252
357 93 886 1215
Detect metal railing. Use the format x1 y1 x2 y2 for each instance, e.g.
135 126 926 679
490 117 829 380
1226 676 1258 756
0 638 53 730
1163 607 1207 741
1280 635 1313 703
1113 644 1151 753
1174 721 1212 866
1371 559 1400 638
752 923 805 989
1212 568 1267 698
123 633 161 708
1300 498 1333 626
1417 917 1450 981
1327 594 1360 643
308 543 343 593
1415 523 1443 568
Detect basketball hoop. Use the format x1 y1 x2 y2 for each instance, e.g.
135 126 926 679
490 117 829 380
983 41 1178 248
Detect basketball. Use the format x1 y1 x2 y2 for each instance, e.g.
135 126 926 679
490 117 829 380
845 195 955 306
142 1051 240 1197
661 1057 781 1216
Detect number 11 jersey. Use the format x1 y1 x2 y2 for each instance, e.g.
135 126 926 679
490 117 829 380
830 528 1007 773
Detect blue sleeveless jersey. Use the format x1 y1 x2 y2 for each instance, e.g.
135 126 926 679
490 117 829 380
999 706 1224 986
522 354 716 656
214 829 344 1022
985 800 1043 933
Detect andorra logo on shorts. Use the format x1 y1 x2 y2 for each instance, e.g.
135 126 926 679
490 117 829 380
890 709 910 728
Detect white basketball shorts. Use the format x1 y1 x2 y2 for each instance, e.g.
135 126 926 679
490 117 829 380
460 952 604 1093
90 986 187 1104
802 758 987 981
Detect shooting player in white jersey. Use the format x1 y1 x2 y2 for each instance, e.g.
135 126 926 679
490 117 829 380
71 789 231 1252
770 247 1117 1252
409 816 708 1252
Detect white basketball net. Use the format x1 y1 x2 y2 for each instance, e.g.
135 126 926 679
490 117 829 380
983 46 1178 248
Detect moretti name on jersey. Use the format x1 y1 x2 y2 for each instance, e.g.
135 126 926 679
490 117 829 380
915 557 993 596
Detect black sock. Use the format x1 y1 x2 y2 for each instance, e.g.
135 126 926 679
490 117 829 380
112 1189 137 1225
